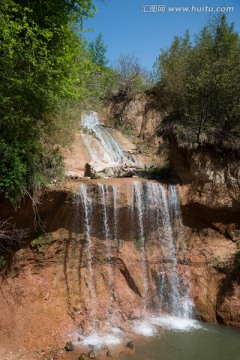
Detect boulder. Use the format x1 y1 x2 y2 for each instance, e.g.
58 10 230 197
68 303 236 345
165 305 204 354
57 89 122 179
88 349 97 358
64 341 74 351
126 341 135 350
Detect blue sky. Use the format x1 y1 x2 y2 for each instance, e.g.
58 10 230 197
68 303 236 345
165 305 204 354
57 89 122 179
84 0 240 71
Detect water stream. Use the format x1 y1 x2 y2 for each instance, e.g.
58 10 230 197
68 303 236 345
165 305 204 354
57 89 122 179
131 181 149 313
79 184 95 301
81 111 136 165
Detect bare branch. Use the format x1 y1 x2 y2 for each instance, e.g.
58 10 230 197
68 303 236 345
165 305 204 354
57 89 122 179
0 219 29 253
24 187 44 232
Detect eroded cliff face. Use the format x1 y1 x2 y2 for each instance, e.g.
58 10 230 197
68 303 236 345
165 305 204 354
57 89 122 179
0 179 192 352
0 95 240 358
0 177 240 357
178 182 240 326
101 90 165 152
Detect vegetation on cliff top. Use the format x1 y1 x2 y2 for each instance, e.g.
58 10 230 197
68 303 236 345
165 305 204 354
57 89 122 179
155 15 240 155
0 0 115 201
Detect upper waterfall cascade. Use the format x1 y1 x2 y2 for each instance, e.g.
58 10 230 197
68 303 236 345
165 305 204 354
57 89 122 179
81 111 137 165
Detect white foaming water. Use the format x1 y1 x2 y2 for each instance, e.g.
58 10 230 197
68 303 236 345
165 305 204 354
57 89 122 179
151 316 202 331
132 320 157 337
81 331 123 348
132 316 202 338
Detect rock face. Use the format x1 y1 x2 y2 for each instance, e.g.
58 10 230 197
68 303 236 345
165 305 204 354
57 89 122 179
168 141 240 185
0 179 189 352
0 176 240 354
178 182 240 325
101 91 164 146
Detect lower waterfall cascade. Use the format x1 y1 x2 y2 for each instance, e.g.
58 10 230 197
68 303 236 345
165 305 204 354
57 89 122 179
70 179 194 343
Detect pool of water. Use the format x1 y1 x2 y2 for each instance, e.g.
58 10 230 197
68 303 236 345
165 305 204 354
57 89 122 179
122 317 240 360
63 316 240 360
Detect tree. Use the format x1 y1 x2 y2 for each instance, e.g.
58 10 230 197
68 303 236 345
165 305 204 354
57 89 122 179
158 15 240 152
0 0 96 201
88 32 108 67
113 53 152 95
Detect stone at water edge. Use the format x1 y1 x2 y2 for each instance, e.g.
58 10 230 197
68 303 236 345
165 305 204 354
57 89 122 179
64 341 74 351
126 341 135 350
89 349 97 358
79 354 87 360
106 350 113 357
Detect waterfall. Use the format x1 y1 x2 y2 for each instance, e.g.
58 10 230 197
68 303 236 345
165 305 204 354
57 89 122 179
169 185 193 318
131 182 149 312
157 185 183 317
79 184 95 297
74 184 97 323
74 180 192 330
81 111 136 165
98 184 111 254
97 183 116 309
112 186 120 251
130 181 191 318
169 185 185 251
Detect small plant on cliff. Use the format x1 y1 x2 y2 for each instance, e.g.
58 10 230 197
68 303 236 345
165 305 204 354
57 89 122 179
211 256 224 271
0 256 6 271
236 240 240 249
233 251 240 269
